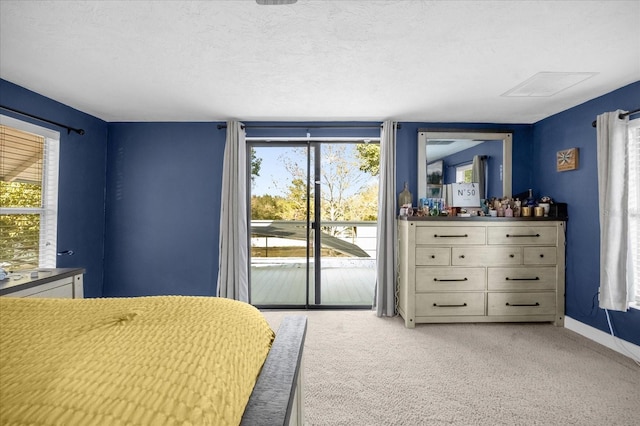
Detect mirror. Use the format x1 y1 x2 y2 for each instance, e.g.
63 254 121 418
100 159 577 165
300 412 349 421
417 130 512 202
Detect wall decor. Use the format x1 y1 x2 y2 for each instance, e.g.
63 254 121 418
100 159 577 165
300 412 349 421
557 147 579 171
426 160 443 198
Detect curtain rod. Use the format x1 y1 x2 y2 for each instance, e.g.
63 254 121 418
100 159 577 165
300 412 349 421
216 123 401 130
0 105 85 135
591 108 640 128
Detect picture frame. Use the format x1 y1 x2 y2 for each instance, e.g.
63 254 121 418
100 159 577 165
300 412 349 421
557 148 579 171
426 160 443 184
427 184 442 198
426 160 444 199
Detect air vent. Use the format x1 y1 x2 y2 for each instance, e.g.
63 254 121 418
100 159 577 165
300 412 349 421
502 72 598 97
256 0 298 5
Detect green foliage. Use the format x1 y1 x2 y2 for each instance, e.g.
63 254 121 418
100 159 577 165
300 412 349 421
0 181 42 270
1 181 42 208
355 144 380 176
251 194 286 220
250 147 262 184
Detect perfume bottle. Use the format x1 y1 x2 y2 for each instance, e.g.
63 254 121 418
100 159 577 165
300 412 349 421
526 189 536 207
398 182 412 214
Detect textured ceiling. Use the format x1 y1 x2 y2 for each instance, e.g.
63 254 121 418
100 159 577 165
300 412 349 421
1 0 638 123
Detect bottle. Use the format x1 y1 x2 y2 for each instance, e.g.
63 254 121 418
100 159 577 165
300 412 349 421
526 189 536 207
514 198 521 217
505 204 513 217
398 182 412 208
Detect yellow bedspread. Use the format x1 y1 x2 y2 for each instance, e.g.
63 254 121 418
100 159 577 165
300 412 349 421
0 296 275 425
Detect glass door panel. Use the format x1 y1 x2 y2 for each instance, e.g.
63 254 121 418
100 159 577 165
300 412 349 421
315 142 378 306
249 144 310 306
248 140 378 307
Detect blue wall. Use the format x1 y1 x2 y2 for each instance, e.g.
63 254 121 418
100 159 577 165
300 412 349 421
532 81 640 346
103 123 225 296
0 79 108 297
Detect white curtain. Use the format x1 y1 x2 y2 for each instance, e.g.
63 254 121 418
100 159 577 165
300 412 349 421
597 110 632 311
374 120 397 317
471 155 486 199
217 121 249 302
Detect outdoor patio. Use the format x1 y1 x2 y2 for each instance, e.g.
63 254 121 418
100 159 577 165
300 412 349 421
250 259 375 306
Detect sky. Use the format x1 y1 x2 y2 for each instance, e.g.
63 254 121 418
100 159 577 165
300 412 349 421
249 143 377 198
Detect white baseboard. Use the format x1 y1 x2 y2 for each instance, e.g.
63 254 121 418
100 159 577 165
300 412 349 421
565 316 640 361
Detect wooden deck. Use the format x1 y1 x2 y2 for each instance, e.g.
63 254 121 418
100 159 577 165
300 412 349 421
250 260 375 306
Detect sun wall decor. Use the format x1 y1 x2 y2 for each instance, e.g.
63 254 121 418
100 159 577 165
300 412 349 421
557 148 579 171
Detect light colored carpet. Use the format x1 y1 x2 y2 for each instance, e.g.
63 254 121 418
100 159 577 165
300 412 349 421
261 310 639 426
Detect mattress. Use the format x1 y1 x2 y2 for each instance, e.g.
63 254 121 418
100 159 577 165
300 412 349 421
0 296 275 425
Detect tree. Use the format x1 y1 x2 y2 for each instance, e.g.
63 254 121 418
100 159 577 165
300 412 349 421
251 194 286 220
0 181 42 269
355 143 380 176
250 147 262 185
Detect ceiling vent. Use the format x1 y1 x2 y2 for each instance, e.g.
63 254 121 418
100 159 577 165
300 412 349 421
502 72 598 97
256 0 298 5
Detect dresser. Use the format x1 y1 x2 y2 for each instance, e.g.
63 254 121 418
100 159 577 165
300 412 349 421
397 218 565 328
0 268 85 298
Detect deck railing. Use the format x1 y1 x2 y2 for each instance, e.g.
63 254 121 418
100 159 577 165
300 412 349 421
250 220 377 260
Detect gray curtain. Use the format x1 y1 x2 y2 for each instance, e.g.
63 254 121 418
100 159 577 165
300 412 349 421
597 110 632 311
374 120 397 317
217 121 249 302
471 155 486 199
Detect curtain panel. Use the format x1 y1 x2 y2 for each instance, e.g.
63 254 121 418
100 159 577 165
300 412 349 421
217 121 249 302
596 110 633 311
471 155 486 200
374 120 397 317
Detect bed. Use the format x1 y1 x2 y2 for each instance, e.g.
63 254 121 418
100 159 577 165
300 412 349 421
0 296 307 425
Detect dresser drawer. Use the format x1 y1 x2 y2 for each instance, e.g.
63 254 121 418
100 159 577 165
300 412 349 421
416 247 450 265
488 267 557 291
416 267 485 291
416 226 485 245
452 247 522 266
487 292 556 316
487 226 557 245
524 247 557 265
416 292 485 316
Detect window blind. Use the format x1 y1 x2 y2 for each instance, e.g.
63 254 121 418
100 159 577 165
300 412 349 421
0 120 58 270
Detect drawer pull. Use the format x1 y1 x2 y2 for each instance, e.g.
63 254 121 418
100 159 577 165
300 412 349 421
539 254 544 258
459 255 465 259
433 303 468 307
506 277 540 281
433 278 468 282
430 255 436 259
506 233 540 238
509 254 515 258
434 234 468 238
505 302 540 307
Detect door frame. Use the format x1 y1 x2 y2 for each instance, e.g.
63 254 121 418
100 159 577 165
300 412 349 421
246 137 380 309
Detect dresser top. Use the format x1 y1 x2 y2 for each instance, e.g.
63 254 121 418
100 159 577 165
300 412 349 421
398 216 567 222
0 268 85 296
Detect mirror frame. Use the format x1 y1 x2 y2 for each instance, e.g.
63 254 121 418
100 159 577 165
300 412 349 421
417 130 512 200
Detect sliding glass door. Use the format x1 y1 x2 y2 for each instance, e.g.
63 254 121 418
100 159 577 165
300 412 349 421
248 140 378 308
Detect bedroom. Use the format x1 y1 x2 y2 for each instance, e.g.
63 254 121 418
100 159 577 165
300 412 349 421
0 0 639 424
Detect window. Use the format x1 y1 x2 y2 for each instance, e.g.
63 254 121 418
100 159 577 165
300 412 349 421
0 115 59 271
456 163 473 183
628 117 640 305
